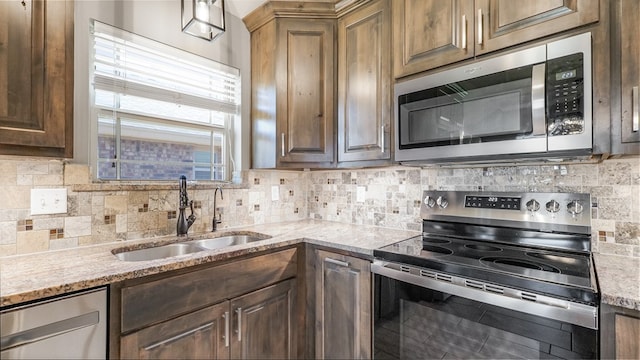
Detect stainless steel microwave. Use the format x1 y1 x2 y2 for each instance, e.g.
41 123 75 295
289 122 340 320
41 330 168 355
394 32 592 164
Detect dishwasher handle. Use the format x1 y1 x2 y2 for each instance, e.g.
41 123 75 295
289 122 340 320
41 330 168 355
1 311 99 351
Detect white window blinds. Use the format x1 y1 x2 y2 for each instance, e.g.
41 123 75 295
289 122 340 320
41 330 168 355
90 21 240 181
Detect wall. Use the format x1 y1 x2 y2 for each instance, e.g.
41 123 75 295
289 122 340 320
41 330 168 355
1 156 638 258
0 156 306 257
308 158 640 258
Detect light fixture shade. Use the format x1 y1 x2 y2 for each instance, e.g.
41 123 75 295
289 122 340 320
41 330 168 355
181 0 225 41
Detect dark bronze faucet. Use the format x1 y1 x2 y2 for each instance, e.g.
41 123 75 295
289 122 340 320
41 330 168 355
177 175 196 236
212 186 223 231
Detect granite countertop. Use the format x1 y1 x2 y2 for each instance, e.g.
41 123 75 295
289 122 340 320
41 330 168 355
0 219 419 307
593 253 640 311
2 220 638 312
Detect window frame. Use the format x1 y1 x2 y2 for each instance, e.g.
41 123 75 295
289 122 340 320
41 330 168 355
88 20 240 182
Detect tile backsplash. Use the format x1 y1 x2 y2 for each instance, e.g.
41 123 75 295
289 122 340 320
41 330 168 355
0 156 638 258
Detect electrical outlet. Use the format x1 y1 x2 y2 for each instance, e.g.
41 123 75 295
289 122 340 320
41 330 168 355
357 186 366 203
31 188 68 215
271 185 279 201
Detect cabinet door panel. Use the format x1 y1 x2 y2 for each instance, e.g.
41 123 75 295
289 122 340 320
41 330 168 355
620 0 640 144
615 313 640 359
338 0 391 162
393 0 474 77
0 0 73 157
315 250 371 359
476 0 599 55
231 279 296 359
121 303 228 360
277 20 334 164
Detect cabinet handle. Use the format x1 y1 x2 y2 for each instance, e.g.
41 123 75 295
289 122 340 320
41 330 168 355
223 311 229 347
477 8 483 45
461 14 467 50
235 307 242 342
380 125 385 153
144 322 214 351
281 133 285 157
325 257 350 267
633 86 639 132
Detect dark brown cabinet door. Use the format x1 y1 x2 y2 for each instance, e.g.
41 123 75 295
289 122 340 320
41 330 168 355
619 0 640 146
276 19 335 165
231 279 296 359
0 0 73 157
476 0 599 55
121 303 229 359
338 0 391 163
315 250 371 359
393 0 474 78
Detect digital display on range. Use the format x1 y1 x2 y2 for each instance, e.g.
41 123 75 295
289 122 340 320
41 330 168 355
465 196 521 210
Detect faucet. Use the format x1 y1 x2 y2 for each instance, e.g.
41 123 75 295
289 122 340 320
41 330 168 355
212 187 223 231
177 175 196 236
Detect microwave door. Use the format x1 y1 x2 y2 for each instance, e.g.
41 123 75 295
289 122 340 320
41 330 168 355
397 64 547 161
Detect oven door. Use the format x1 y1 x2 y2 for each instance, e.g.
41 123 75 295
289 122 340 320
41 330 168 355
372 262 598 360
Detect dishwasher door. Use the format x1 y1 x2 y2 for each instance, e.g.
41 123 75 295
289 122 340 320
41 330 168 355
1 287 107 359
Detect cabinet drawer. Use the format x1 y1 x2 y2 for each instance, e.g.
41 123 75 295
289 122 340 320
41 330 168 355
121 248 297 333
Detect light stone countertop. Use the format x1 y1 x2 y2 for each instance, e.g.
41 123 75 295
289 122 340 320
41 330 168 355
593 253 640 311
2 220 638 311
0 219 420 307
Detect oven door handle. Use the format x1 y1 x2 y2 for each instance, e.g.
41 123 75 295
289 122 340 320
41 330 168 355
531 62 546 136
371 260 598 330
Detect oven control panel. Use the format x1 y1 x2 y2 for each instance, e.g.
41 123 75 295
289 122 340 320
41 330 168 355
464 195 521 210
421 191 591 233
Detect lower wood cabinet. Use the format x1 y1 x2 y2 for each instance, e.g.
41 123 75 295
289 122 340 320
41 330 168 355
314 249 372 359
601 304 640 359
121 279 296 359
113 247 298 359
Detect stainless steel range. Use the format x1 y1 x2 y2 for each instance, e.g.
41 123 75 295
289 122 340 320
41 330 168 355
372 191 598 359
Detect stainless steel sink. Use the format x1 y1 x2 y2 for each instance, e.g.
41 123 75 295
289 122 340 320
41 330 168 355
113 234 270 261
113 243 204 262
188 235 266 250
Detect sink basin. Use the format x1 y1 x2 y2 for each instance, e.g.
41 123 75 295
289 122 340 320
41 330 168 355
113 234 271 261
189 235 266 250
114 243 204 262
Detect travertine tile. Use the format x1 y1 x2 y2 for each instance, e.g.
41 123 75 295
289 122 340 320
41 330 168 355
0 186 30 210
16 230 49 254
0 221 17 245
64 164 90 185
104 195 128 214
64 216 92 237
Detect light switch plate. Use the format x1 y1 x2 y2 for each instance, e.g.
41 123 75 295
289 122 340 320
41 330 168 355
271 185 279 201
31 188 68 215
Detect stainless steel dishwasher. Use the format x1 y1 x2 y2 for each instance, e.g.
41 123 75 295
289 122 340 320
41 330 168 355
1 287 107 359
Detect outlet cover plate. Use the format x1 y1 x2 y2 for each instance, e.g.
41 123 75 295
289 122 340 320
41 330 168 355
31 188 68 215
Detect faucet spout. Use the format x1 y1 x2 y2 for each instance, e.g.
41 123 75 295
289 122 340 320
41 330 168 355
212 187 223 231
177 175 196 236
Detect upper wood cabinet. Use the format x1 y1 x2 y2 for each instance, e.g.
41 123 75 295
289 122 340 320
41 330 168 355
393 0 474 78
337 0 392 163
394 0 600 78
0 0 74 158
611 0 639 155
248 8 336 169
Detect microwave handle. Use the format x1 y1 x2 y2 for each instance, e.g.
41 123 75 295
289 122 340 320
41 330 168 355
531 63 547 136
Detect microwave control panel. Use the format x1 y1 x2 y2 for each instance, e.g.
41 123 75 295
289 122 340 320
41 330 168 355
546 53 584 136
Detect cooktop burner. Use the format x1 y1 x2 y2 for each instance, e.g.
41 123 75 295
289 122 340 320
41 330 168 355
374 191 598 307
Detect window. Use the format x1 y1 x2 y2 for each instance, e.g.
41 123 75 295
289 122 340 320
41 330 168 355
90 21 240 181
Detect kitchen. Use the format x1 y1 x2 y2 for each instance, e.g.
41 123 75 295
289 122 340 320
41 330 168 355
0 0 638 359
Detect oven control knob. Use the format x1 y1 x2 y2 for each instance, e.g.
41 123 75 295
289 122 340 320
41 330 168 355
545 200 560 213
424 196 436 208
567 200 584 216
526 199 540 212
436 196 449 209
